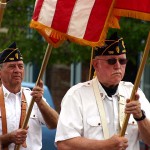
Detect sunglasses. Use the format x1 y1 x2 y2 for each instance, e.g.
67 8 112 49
97 58 128 65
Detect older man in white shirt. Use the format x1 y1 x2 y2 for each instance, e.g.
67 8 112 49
55 32 150 150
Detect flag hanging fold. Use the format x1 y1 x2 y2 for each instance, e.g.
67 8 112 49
113 0 150 21
30 0 118 48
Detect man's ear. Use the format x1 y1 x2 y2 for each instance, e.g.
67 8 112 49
92 59 98 70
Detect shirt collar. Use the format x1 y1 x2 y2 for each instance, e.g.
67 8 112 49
2 84 22 98
97 80 119 99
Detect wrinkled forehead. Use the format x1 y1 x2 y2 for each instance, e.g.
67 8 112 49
3 60 24 66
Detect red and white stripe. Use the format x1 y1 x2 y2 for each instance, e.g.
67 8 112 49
32 0 114 43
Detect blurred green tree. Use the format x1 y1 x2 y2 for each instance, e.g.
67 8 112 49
0 0 150 66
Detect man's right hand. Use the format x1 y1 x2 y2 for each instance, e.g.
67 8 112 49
10 127 28 147
107 135 128 150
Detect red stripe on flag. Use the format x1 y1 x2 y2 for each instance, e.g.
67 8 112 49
51 0 76 33
32 0 45 21
115 0 150 13
84 0 114 42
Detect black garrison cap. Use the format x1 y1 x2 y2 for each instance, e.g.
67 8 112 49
94 32 126 56
0 42 23 64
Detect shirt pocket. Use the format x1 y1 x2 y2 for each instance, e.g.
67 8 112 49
29 104 39 120
87 116 101 126
86 115 104 139
29 109 40 133
30 109 38 119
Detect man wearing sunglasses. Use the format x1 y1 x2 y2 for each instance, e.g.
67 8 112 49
55 32 150 150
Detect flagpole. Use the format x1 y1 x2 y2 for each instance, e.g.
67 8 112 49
88 47 94 80
14 44 53 150
0 0 7 27
120 32 150 136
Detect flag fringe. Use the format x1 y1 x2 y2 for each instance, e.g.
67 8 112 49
108 15 120 29
30 19 115 48
30 20 65 47
113 9 150 21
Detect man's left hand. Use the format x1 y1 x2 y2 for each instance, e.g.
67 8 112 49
31 80 44 103
125 93 142 119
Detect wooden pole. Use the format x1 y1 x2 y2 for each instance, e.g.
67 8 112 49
0 0 6 27
14 44 53 150
88 47 94 80
120 32 150 136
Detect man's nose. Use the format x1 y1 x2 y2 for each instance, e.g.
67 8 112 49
114 60 121 68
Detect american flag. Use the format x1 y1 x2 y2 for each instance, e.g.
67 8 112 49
30 0 150 48
30 0 117 47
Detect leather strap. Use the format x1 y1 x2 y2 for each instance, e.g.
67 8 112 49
92 77 110 139
0 87 27 149
19 92 27 128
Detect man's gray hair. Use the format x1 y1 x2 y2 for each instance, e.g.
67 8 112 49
0 64 3 69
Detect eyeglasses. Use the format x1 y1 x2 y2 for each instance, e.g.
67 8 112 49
97 58 128 65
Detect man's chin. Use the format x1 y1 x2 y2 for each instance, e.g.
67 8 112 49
111 78 121 85
13 80 22 85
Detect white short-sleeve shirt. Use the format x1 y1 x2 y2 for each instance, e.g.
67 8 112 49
0 85 46 150
55 78 150 150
